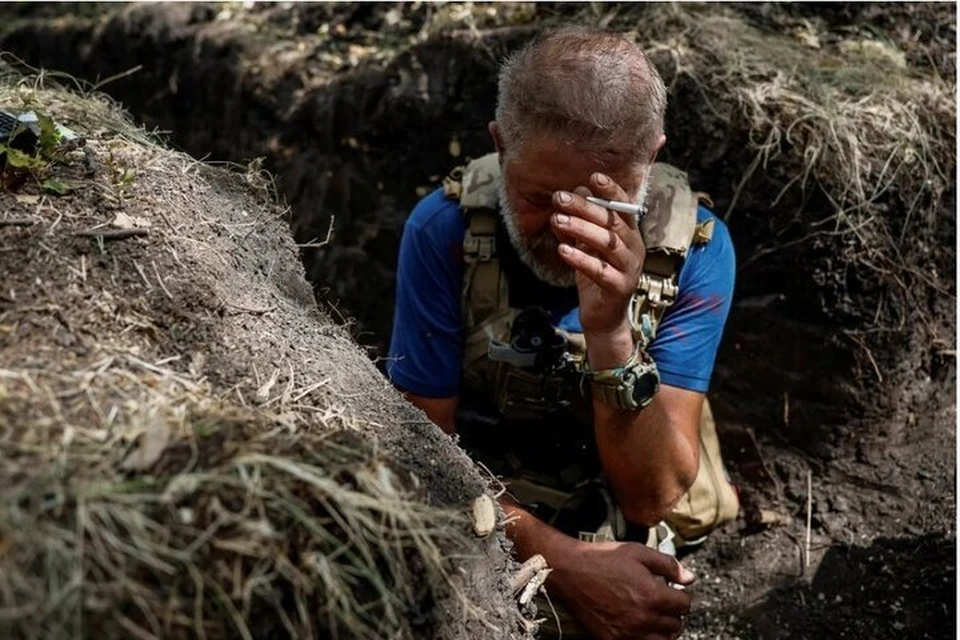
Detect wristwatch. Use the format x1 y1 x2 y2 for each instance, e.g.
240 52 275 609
583 345 660 411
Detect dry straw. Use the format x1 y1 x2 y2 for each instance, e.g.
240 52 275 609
634 5 954 224
630 4 955 345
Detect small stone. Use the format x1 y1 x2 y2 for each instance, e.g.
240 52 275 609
448 136 462 158
471 494 496 537
831 495 851 513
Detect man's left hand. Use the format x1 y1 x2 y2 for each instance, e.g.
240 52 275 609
551 172 645 339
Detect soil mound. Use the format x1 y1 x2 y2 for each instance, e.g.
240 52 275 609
0 68 526 640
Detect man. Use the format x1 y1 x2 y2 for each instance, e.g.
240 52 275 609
387 27 736 639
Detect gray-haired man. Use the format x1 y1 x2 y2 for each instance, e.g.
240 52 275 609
388 27 738 639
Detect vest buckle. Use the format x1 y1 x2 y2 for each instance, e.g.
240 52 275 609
476 236 495 262
637 274 678 306
464 233 496 263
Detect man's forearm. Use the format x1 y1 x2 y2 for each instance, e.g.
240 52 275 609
499 494 582 601
585 325 699 526
500 495 565 561
592 393 698 525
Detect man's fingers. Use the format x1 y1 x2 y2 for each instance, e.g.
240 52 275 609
557 243 633 294
647 613 684 636
551 213 633 270
572 185 594 199
590 172 631 204
643 549 697 586
553 189 643 249
652 579 693 615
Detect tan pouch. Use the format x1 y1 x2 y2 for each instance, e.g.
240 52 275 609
665 398 740 544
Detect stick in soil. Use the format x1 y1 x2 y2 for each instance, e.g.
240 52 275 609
0 218 39 227
73 228 149 239
510 554 548 594
519 568 552 606
805 470 812 571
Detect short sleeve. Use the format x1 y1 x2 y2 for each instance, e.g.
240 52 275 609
648 207 735 393
386 189 466 398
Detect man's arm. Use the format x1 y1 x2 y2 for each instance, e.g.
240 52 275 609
585 330 702 526
404 391 694 639
402 393 681 564
403 393 458 435
386 189 466 400
406 392 584 585
553 174 734 528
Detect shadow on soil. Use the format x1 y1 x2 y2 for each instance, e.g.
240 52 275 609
740 533 956 640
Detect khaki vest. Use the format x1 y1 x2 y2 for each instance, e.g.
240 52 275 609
443 153 737 545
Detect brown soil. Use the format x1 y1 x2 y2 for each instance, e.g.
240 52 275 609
0 2 954 639
0 80 528 638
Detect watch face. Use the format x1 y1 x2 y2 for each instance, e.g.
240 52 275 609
631 371 660 407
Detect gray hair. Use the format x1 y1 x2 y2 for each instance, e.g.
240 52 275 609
495 27 667 167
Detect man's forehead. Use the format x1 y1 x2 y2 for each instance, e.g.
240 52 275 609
506 137 643 191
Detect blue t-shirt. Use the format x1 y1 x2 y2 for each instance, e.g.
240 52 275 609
387 188 735 398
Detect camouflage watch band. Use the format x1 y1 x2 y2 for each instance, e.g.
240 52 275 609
583 344 660 411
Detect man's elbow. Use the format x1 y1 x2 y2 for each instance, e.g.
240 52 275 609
621 458 699 527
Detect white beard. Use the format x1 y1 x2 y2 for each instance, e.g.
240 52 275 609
498 180 577 288
634 177 652 219
498 176 651 289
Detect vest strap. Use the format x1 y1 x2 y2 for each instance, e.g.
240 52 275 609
461 207 506 324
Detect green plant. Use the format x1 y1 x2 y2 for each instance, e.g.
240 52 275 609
0 109 73 193
103 146 138 200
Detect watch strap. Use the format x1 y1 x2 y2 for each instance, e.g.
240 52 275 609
582 344 660 411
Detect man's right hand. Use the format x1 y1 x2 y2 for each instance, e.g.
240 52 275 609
549 538 695 640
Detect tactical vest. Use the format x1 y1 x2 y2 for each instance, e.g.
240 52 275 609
444 153 713 419
443 152 736 544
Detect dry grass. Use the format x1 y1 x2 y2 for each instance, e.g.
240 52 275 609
0 363 469 640
0 64 490 640
633 4 954 222
612 3 956 351
0 53 160 147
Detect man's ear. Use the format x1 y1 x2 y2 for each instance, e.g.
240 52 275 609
650 133 667 163
489 121 505 161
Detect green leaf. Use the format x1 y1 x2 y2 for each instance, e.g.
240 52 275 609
193 422 217 438
2 146 45 171
118 167 136 188
36 111 61 156
41 178 72 195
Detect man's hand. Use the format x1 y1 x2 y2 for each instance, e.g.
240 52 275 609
551 171 646 346
550 539 695 640
503 496 694 640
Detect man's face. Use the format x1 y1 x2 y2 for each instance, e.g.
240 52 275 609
498 132 648 288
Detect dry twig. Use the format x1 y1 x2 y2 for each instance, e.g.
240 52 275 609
73 227 149 240
0 217 40 228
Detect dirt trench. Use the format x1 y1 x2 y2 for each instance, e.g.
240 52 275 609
0 2 955 638
1 2 953 456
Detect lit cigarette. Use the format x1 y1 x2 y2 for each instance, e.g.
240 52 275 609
585 196 645 218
